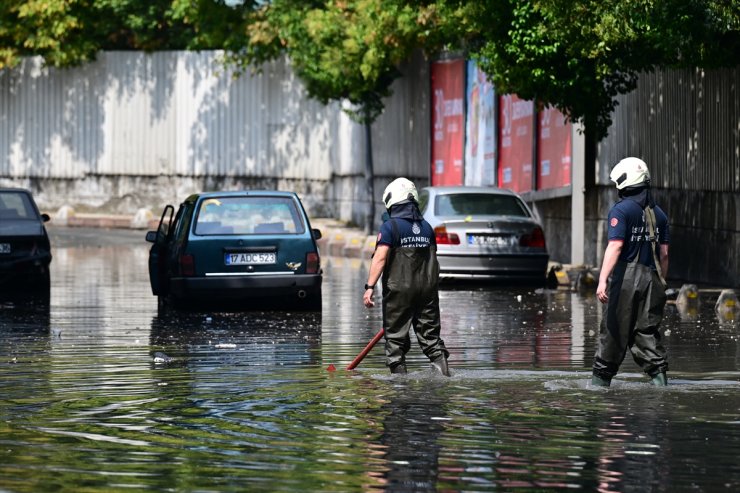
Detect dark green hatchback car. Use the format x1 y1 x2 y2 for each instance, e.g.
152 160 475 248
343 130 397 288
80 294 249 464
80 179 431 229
146 191 322 310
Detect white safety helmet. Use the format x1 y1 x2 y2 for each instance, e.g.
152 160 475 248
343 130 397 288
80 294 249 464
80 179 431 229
610 157 651 190
382 177 419 209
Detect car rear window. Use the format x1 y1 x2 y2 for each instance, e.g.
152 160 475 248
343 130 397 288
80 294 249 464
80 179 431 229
435 193 530 217
194 196 305 235
0 192 37 220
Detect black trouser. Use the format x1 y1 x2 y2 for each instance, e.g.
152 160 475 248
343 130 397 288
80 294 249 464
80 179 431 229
593 260 668 381
382 247 448 369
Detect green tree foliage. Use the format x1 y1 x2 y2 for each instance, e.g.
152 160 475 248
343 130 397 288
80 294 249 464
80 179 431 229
1 0 737 138
0 0 100 68
231 0 738 134
0 0 258 70
466 0 740 138
234 0 467 124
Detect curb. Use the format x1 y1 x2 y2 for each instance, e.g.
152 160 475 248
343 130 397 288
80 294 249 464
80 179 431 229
45 209 374 260
43 210 594 284
49 207 159 230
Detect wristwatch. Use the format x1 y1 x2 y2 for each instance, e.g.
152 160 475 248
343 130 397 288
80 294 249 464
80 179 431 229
364 284 375 290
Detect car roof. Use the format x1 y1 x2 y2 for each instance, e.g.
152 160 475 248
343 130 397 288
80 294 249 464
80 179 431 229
421 186 519 197
0 188 33 194
186 190 299 201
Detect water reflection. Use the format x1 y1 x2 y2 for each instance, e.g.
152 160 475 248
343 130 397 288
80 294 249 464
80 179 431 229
0 229 737 492
377 381 450 491
149 310 322 367
437 286 595 371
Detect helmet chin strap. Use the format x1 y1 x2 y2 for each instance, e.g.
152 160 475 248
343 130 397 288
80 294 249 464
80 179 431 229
618 182 650 198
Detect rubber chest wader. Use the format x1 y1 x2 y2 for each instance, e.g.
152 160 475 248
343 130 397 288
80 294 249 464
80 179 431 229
593 206 668 383
381 220 448 370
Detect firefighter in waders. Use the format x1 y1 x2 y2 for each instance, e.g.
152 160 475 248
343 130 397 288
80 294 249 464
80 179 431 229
592 157 670 387
363 178 450 376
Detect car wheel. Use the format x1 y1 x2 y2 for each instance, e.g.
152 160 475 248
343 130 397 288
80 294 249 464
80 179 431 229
157 293 187 310
169 295 188 311
32 269 51 294
301 291 322 312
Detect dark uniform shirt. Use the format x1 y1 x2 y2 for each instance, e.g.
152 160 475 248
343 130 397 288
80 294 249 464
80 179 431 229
607 197 669 269
377 202 435 248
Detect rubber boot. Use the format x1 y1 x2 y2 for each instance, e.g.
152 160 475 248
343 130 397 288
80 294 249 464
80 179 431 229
390 362 407 374
650 372 667 386
431 355 450 377
591 374 611 387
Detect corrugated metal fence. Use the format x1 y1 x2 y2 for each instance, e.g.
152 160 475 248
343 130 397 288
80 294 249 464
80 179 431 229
0 52 338 180
0 51 430 226
597 67 739 193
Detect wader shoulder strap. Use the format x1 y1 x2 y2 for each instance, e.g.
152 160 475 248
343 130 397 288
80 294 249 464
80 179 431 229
645 207 667 287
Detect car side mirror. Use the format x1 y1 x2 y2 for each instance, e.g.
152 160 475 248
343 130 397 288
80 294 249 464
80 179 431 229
145 231 157 243
41 213 50 222
312 228 322 240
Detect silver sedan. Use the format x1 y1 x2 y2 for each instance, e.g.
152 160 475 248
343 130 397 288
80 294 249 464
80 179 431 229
418 186 549 282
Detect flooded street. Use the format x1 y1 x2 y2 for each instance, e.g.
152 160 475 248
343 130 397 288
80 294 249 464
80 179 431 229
1 227 739 492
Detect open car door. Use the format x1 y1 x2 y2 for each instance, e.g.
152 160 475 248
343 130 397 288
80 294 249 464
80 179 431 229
145 205 174 296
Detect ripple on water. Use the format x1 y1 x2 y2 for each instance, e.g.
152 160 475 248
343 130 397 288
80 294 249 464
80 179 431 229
0 244 738 491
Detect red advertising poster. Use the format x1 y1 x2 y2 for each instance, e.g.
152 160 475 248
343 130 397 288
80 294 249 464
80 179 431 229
431 59 465 186
538 106 572 190
498 94 533 193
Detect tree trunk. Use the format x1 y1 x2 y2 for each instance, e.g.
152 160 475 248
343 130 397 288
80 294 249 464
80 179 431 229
364 118 375 235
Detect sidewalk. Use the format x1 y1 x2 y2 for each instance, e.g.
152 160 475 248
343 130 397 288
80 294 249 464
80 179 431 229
48 209 378 260
47 209 584 284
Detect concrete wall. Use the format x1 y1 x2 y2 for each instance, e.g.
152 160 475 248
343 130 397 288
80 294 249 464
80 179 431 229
653 189 738 285
573 185 739 287
532 196 572 265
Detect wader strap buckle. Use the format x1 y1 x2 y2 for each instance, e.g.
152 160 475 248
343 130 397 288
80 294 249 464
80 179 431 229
645 206 667 287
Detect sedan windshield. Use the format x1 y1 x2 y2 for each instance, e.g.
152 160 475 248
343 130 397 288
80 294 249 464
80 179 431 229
435 193 530 217
0 192 37 220
194 196 305 235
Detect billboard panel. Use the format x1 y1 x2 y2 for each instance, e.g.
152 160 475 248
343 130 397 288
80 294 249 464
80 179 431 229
431 59 465 186
538 106 572 190
464 61 496 186
498 94 534 193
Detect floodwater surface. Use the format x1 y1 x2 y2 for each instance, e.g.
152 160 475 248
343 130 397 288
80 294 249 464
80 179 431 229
0 227 738 492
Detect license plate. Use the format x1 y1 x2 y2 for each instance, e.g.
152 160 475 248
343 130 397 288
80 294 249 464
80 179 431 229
225 252 276 265
468 235 511 247
0 243 10 254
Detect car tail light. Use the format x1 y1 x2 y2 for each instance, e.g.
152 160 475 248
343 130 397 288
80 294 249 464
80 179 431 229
179 254 195 276
306 252 320 274
434 225 460 245
520 227 546 248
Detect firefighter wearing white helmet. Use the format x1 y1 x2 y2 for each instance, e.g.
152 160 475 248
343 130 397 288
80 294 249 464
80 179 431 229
382 177 419 209
609 156 651 190
592 157 671 387
363 177 450 376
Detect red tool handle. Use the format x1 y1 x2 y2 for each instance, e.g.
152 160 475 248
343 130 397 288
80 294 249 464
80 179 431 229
345 328 385 370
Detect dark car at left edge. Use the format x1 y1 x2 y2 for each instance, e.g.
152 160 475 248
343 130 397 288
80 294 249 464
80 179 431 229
0 188 52 292
146 190 323 311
